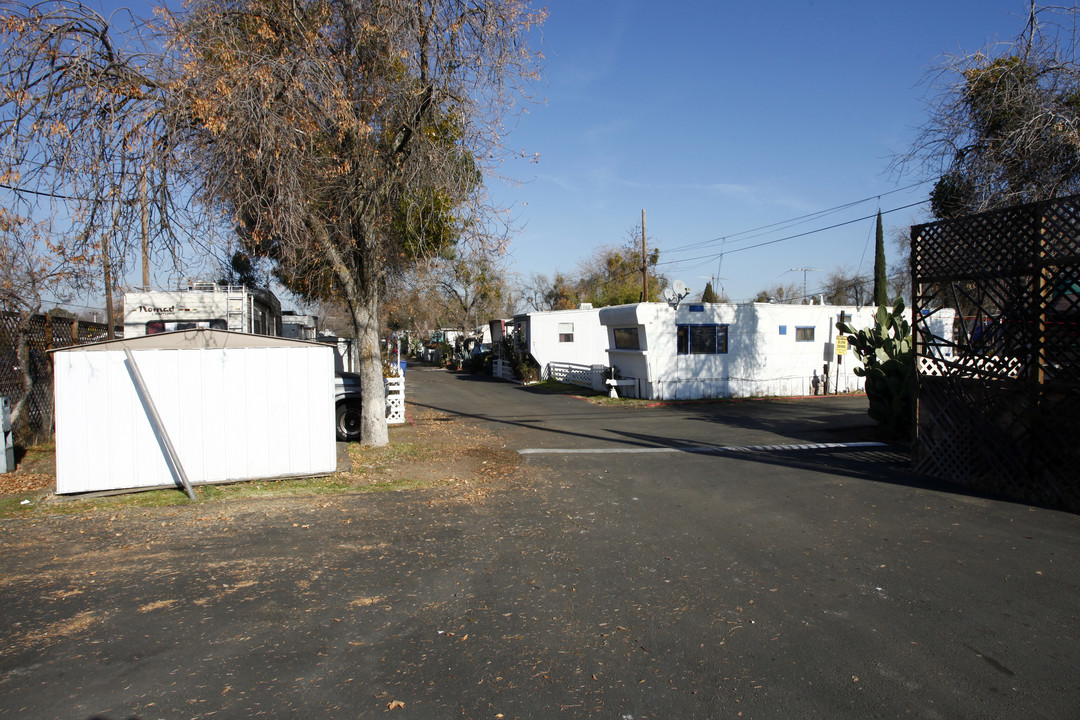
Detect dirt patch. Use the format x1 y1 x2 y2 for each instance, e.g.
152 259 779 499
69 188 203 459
335 406 523 505
0 404 522 506
0 443 56 495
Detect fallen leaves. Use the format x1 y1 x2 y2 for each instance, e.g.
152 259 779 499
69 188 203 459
0 471 52 495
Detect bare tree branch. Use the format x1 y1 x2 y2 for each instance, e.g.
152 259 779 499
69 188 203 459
895 3 1080 218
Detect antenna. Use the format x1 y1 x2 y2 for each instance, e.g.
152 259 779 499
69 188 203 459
665 280 691 309
788 267 821 302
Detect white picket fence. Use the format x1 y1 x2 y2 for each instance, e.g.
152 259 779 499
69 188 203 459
546 361 605 390
386 375 405 424
493 358 515 382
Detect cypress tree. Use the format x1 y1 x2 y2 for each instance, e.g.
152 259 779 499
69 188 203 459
873 210 888 306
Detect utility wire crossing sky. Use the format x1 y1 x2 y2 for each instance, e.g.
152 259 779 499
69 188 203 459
491 0 1036 302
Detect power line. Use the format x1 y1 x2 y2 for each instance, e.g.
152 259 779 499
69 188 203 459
662 180 930 255
656 199 929 269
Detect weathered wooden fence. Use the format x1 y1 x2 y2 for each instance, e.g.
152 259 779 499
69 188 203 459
0 312 111 439
911 195 1080 511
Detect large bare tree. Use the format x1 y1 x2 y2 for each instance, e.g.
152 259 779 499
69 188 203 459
1 0 544 446
168 0 544 445
0 2 201 315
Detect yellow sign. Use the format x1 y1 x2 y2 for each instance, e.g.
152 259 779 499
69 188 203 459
835 336 849 355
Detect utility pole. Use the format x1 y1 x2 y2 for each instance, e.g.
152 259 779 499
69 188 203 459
789 267 821 303
641 209 648 302
104 204 118 339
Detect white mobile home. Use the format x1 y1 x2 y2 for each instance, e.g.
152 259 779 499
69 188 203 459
282 311 319 340
598 301 887 401
123 283 282 338
512 305 610 387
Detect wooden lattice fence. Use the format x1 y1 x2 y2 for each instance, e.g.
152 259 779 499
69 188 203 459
0 312 111 439
911 195 1080 511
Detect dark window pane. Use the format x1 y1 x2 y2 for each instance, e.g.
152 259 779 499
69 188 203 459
614 327 640 349
690 326 716 354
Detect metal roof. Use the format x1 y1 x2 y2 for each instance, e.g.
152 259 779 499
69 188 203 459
51 328 327 353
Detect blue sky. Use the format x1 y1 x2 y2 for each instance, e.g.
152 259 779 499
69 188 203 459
73 0 1037 309
492 0 1032 302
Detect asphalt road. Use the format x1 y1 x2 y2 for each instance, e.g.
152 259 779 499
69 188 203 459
1 366 1078 719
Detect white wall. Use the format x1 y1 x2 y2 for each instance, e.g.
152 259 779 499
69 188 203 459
54 343 336 493
599 302 879 400
520 307 609 373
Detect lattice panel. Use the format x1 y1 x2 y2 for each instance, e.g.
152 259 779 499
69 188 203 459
0 312 110 438
911 195 1080 511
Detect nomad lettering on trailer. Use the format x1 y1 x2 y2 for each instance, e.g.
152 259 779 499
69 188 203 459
137 305 176 313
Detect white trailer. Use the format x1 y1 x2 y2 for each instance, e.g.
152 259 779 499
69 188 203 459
596 301 957 401
123 283 282 338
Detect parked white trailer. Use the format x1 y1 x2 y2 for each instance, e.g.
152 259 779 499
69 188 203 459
123 283 282 338
598 301 885 400
282 311 319 340
511 305 610 388
52 329 336 494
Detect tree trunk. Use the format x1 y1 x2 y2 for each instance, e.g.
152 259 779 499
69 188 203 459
317 224 390 447
354 284 389 447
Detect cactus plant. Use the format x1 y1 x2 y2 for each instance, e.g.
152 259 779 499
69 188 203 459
836 299 914 439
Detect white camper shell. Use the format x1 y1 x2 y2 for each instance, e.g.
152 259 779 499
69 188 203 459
123 283 283 338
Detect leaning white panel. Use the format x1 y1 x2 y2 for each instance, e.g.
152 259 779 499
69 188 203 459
53 329 336 494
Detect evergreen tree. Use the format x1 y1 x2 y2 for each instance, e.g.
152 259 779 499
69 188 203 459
701 281 720 303
873 211 888 306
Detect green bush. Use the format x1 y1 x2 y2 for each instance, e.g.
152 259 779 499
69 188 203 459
498 335 540 383
837 299 914 440
462 351 488 374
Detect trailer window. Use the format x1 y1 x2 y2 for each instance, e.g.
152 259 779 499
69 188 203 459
795 326 815 342
558 322 574 343
146 319 227 334
677 324 728 355
613 327 640 350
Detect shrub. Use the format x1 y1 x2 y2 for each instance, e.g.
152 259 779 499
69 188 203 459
462 351 488 374
497 335 540 383
836 299 915 440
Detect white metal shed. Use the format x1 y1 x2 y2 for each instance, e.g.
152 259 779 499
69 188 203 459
52 329 336 494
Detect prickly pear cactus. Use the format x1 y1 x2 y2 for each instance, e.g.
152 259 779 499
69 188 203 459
836 299 914 439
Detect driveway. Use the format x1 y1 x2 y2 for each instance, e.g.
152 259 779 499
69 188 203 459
1 365 1077 719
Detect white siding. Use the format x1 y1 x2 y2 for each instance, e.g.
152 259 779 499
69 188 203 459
519 307 609 371
599 302 879 401
54 344 335 494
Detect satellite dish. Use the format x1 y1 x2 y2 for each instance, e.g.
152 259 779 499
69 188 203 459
662 287 676 302
673 280 689 297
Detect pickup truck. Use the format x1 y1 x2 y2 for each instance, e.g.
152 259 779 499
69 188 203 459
333 371 397 441
333 371 365 441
